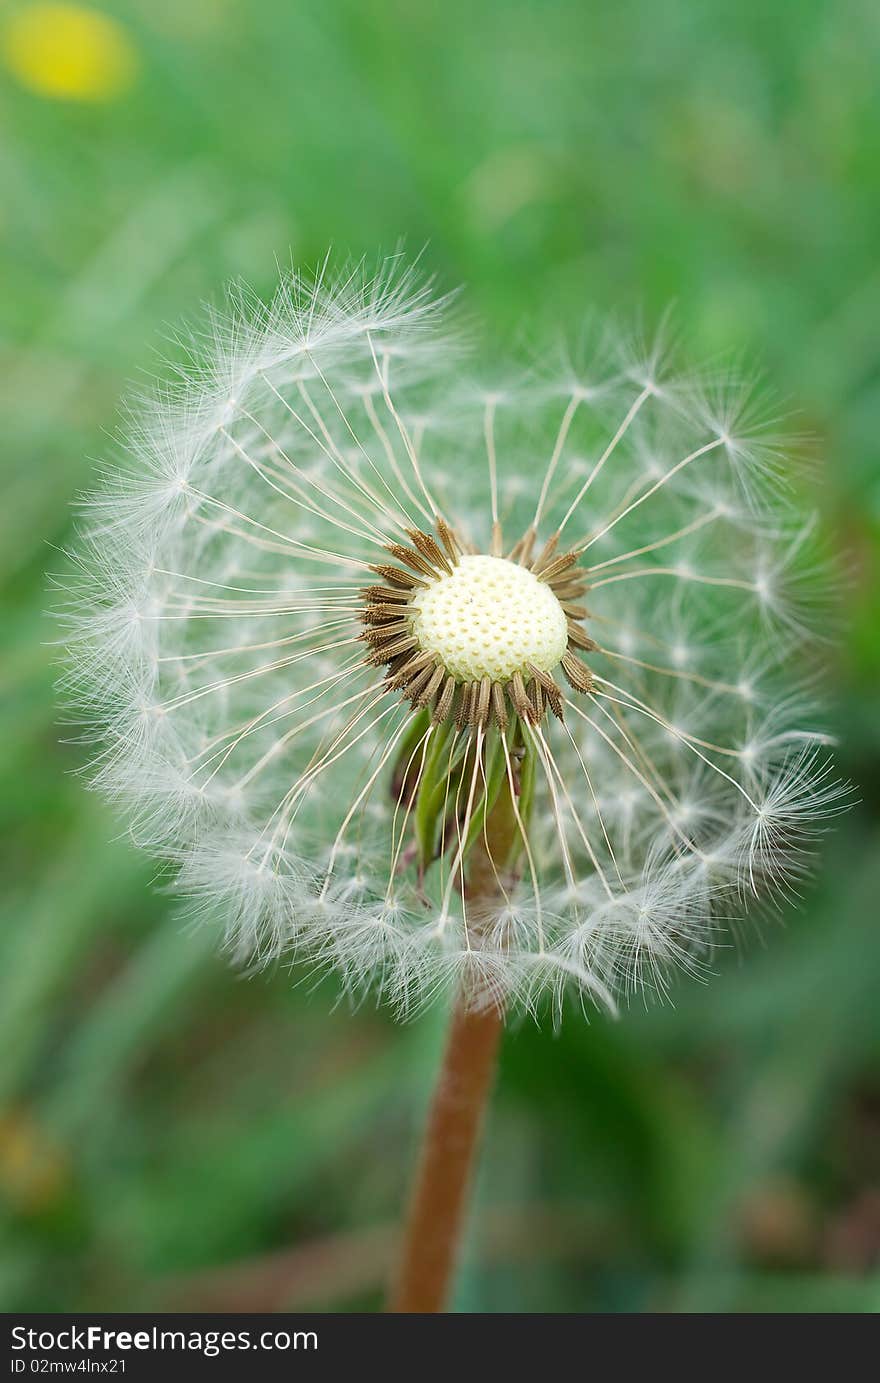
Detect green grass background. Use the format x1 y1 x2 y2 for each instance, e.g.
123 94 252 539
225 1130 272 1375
1 0 879 1312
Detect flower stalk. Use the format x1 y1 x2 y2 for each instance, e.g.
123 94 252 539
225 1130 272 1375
388 751 525 1313
388 991 503 1313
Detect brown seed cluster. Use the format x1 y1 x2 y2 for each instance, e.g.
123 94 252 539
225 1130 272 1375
359 517 595 733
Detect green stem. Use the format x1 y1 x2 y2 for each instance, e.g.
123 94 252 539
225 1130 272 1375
388 744 528 1313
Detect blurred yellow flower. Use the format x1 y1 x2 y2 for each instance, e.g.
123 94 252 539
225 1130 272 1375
0 1109 67 1212
2 3 137 102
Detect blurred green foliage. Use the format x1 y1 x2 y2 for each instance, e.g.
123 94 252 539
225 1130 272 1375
1 0 878 1312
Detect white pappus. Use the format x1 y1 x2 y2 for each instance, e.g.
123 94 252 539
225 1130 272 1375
59 254 850 1019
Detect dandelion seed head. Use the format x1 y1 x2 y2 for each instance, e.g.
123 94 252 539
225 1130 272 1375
59 253 850 1019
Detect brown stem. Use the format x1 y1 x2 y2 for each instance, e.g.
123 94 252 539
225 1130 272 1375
387 991 503 1312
